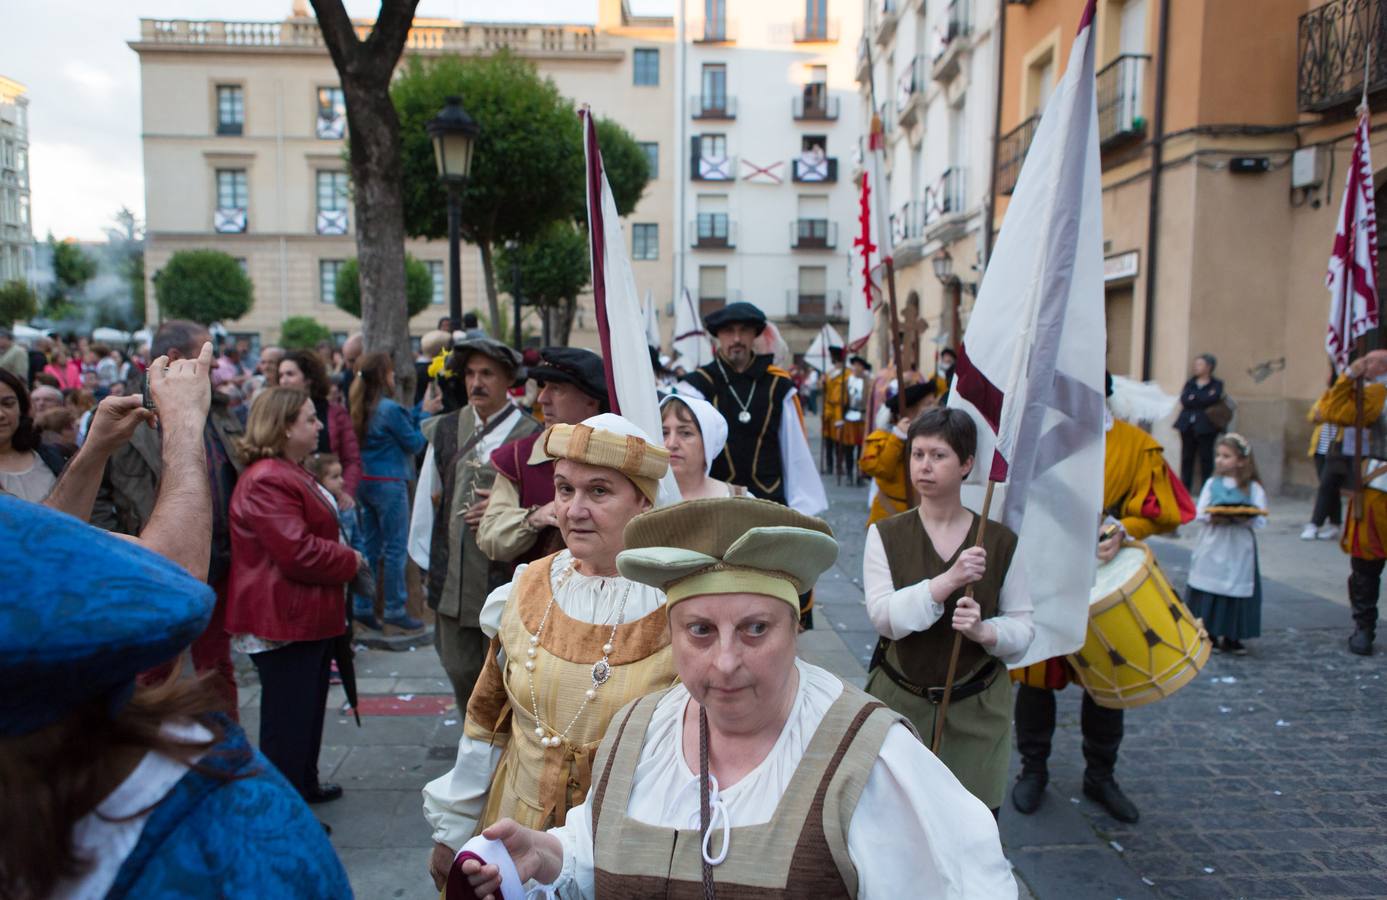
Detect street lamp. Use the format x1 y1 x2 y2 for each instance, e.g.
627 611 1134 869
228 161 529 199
428 96 480 333
932 248 962 353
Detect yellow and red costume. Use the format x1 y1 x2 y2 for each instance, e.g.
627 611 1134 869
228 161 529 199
859 429 909 525
1320 374 1387 559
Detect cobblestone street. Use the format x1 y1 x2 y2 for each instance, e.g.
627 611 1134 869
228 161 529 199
232 468 1387 899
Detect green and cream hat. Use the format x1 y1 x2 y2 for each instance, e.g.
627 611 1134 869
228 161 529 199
616 498 838 612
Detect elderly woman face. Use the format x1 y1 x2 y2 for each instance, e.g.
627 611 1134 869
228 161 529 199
669 592 800 735
1192 356 1212 378
553 458 650 569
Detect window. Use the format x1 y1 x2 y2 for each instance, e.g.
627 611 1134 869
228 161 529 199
701 64 727 112
797 266 827 315
316 171 349 235
427 260 445 305
320 259 345 305
638 142 659 178
705 0 727 39
1027 50 1056 116
633 49 660 86
316 87 346 139
693 134 731 181
214 169 248 233
216 85 243 136
698 265 727 317
632 224 659 260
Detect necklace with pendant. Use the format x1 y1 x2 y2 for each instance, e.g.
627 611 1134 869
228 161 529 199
714 356 756 424
524 559 632 749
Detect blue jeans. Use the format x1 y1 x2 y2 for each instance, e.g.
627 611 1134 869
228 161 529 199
356 478 410 619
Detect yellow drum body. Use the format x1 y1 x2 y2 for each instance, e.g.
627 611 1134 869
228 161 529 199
1067 543 1211 709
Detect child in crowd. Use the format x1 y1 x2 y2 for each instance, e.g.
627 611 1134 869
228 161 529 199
1186 433 1267 655
305 452 366 556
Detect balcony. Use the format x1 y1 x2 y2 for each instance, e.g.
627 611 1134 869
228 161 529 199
216 120 243 137
857 36 873 83
691 214 736 249
1096 54 1150 148
889 202 921 245
786 289 845 321
921 167 966 232
315 111 346 140
794 18 841 42
793 93 840 120
1297 0 1387 112
690 145 736 181
875 0 900 44
691 18 738 43
214 207 247 234
792 155 838 183
692 95 737 120
791 219 838 250
995 115 1038 196
931 0 972 83
896 56 927 127
316 209 348 236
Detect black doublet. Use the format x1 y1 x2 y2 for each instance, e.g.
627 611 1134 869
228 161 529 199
685 354 794 503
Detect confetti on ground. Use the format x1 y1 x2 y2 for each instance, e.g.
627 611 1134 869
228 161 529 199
398 694 415 701
443 718 458 726
1273 790 1283 796
1275 719 1290 727
1141 877 1155 887
1109 840 1124 853
1070 797 1081 804
1203 867 1216 874
1218 705 1232 713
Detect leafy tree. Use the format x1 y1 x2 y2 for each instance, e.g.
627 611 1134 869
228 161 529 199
495 221 590 345
393 52 581 334
45 234 97 317
335 254 433 319
154 249 253 325
590 117 650 218
107 207 147 330
312 0 421 399
281 316 334 351
0 280 38 327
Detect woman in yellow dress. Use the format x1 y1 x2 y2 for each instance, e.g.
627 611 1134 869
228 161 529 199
422 414 677 889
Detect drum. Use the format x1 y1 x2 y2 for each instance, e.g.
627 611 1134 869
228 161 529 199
1067 542 1211 709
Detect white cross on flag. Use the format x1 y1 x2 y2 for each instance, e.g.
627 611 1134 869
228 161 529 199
947 0 1107 666
1325 105 1380 372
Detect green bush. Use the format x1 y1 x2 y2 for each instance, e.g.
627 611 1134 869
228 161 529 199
280 316 334 351
334 254 434 319
154 250 253 324
0 279 39 327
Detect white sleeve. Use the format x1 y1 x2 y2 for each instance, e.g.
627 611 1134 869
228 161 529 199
862 525 945 640
408 445 439 570
851 724 1017 900
1193 477 1214 523
1248 482 1268 531
479 569 523 640
542 789 597 899
421 735 506 851
985 540 1035 664
780 391 828 516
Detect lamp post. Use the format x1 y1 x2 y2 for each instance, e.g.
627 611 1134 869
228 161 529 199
427 96 480 334
505 239 522 350
932 247 963 354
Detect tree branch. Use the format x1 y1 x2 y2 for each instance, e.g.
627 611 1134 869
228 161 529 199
309 0 361 75
363 0 422 80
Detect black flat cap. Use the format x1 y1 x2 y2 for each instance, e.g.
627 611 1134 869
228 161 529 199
703 301 767 336
531 346 609 403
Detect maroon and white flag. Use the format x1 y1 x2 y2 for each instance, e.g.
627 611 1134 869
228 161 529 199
947 0 1106 665
1326 105 1379 371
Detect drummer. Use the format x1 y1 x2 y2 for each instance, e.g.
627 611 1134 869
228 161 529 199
456 498 1018 898
1010 373 1193 824
862 407 1035 814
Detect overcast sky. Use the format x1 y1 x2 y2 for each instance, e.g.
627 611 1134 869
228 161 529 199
8 1 671 242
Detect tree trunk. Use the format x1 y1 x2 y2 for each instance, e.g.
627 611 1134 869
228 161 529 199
477 240 504 343
555 294 578 346
312 0 420 401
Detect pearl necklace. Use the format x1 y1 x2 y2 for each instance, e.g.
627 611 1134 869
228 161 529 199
524 561 632 750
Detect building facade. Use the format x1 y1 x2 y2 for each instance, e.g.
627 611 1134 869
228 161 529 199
676 0 864 352
129 0 676 350
0 77 34 286
993 0 1387 491
856 0 1002 378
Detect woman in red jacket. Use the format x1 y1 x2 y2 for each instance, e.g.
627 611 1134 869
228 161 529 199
227 386 361 805
277 349 363 499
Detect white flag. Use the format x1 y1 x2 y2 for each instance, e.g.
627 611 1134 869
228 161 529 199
805 322 845 374
642 289 661 350
672 286 713 370
947 0 1107 667
581 109 680 504
1325 106 1379 372
847 118 888 353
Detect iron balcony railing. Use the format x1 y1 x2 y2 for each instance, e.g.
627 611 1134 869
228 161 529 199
791 219 838 249
889 201 921 245
692 18 738 43
794 18 841 42
921 167 966 229
786 289 844 319
995 115 1038 195
897 55 928 125
692 94 737 119
1297 0 1387 112
1096 54 1149 146
792 156 838 183
793 93 840 120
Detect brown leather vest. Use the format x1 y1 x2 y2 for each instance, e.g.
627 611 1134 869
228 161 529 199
875 509 1017 687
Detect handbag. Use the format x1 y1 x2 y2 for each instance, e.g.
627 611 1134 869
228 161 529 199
1205 395 1235 430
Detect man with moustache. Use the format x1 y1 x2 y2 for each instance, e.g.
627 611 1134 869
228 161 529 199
412 337 540 710
476 347 609 566
679 302 825 516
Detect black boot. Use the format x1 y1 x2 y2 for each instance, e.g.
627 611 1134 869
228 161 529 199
1348 558 1382 655
1012 686 1055 815
1083 777 1140 823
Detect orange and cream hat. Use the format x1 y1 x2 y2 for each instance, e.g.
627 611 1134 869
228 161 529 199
540 413 670 504
616 498 837 612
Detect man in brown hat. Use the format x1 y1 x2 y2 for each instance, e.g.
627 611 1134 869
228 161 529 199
412 337 540 709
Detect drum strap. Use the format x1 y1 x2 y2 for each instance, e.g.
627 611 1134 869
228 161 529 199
876 656 999 704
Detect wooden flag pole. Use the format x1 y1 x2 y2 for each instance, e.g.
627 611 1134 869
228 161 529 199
931 478 998 754
883 258 919 510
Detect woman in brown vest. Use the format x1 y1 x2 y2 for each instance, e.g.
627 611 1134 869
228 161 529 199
862 407 1035 815
452 498 1016 899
